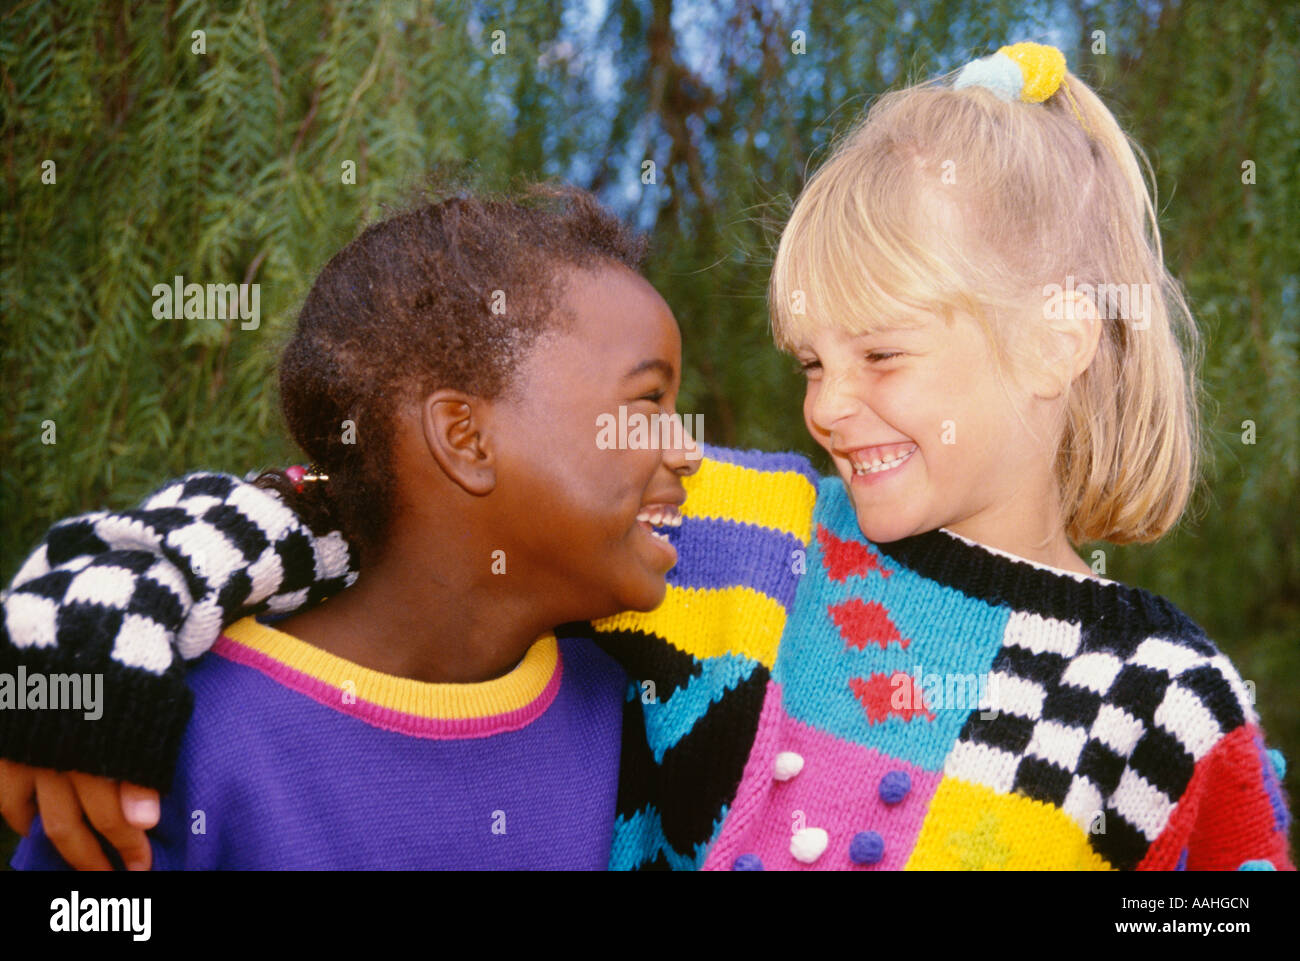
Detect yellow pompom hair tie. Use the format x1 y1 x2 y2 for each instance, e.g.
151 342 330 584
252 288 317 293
996 43 1065 102
954 41 1093 137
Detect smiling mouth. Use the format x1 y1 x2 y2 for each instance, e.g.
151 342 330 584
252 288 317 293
844 442 918 476
636 503 683 543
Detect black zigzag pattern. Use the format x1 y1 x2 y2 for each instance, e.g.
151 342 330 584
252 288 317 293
654 663 770 855
584 624 703 703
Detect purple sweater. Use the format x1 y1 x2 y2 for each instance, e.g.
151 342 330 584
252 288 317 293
13 617 625 870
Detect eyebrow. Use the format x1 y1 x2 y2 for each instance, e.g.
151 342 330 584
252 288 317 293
623 358 675 381
789 323 929 353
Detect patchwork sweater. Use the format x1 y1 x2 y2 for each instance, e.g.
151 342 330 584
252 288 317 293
1 446 1292 870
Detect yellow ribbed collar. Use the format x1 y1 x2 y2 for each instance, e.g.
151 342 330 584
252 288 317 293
220 617 560 721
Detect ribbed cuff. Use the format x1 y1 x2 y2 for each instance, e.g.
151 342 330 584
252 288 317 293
0 640 193 793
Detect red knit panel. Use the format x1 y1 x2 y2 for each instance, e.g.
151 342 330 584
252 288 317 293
817 525 893 582
849 672 936 725
1139 724 1294 871
830 598 910 650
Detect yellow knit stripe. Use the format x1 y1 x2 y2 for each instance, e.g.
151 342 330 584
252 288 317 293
221 617 559 720
905 776 1114 870
592 584 787 667
683 457 817 544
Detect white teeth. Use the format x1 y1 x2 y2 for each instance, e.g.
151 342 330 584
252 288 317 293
637 508 683 529
852 447 916 475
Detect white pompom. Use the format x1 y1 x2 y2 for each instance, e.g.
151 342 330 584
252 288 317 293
773 751 804 781
790 827 828 863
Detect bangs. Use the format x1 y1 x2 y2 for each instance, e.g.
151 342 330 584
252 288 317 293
770 111 993 353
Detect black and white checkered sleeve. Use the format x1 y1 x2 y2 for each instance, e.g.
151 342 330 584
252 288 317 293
0 472 359 790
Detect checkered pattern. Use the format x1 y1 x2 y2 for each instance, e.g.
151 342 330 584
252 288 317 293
0 472 357 788
947 608 1258 869
4 472 357 668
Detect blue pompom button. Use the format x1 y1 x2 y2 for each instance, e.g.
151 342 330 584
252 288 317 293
849 831 885 865
879 770 911 804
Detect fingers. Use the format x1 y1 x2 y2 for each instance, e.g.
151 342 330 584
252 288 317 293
68 772 153 871
120 782 161 829
33 769 114 871
0 759 38 836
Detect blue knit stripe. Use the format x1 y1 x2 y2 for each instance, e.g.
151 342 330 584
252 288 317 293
700 444 824 487
608 803 727 870
664 515 804 609
642 653 760 761
775 478 1009 770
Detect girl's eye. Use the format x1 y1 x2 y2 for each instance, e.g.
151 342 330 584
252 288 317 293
866 351 901 363
797 359 821 375
637 390 665 404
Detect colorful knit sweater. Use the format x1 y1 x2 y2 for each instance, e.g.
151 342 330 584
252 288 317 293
1 446 1292 870
12 620 625 870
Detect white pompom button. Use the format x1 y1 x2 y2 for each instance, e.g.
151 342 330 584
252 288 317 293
773 751 804 781
790 827 829 863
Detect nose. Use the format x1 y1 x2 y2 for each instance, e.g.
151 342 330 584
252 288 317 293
807 368 859 434
660 412 702 477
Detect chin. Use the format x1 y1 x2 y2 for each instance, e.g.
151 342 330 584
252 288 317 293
851 504 926 545
617 576 669 614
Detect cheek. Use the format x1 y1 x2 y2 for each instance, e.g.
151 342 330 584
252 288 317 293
585 447 659 524
801 384 823 441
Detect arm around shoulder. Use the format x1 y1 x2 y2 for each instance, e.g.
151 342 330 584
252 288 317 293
0 471 359 790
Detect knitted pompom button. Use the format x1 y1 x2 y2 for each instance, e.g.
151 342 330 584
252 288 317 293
732 853 764 871
879 770 911 804
773 751 804 781
790 827 829 863
849 831 885 865
1238 859 1276 871
997 42 1066 102
1268 748 1286 779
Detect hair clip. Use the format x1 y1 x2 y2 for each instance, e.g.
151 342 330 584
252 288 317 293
955 42 1093 137
285 464 329 494
955 42 1066 103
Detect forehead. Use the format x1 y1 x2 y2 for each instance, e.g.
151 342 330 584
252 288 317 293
791 315 934 351
507 264 681 403
558 264 681 358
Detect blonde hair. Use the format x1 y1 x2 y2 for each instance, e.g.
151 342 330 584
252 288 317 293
770 66 1200 545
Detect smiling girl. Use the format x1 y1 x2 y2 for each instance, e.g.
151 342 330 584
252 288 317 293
699 42 1291 870
7 185 701 869
3 45 1292 871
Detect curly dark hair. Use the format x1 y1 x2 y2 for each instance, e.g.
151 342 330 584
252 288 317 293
256 183 648 561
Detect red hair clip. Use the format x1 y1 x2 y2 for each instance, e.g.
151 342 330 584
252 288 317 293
285 464 328 493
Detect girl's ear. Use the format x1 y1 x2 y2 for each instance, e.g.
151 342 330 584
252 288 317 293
1034 289 1102 399
420 390 497 496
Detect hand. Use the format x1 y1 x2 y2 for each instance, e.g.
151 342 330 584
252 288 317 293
0 759 159 870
